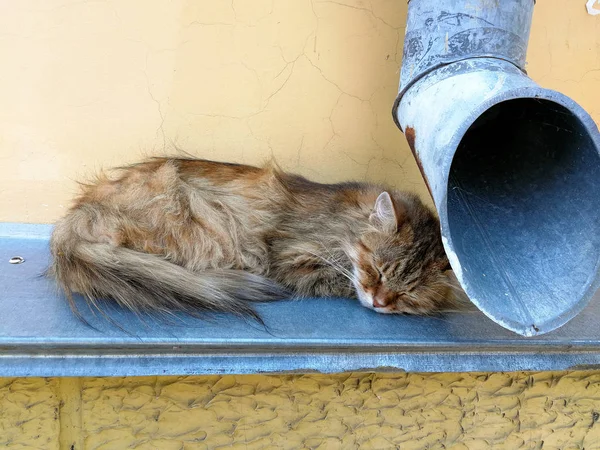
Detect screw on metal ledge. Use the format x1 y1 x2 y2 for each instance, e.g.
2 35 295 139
9 256 25 264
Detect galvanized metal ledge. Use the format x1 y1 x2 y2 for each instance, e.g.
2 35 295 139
1 223 600 377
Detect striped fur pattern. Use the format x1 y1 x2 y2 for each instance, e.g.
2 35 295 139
49 157 460 320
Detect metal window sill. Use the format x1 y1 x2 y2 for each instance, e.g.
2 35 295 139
1 223 599 377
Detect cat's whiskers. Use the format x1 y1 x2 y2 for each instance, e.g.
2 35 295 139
315 242 354 274
320 244 358 280
305 250 355 283
310 256 354 282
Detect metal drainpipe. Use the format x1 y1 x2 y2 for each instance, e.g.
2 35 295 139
393 0 600 336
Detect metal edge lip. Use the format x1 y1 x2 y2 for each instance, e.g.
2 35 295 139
0 351 597 378
1 337 600 352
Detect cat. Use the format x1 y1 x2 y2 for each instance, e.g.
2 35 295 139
49 157 459 321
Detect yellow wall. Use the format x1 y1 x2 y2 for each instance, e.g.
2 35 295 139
2 373 600 449
1 0 598 223
1 0 600 448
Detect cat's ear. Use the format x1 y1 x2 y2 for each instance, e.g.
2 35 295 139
370 192 398 233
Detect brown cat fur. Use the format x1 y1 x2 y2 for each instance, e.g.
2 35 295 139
49 157 459 320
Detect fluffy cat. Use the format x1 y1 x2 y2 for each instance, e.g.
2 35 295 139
49 157 458 320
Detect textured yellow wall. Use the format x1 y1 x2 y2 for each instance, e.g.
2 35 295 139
2 373 600 449
1 0 600 449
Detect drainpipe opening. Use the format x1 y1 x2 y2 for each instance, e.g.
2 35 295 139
446 98 600 335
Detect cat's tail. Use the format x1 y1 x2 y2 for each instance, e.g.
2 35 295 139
48 239 289 323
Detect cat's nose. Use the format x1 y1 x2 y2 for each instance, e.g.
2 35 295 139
372 291 390 308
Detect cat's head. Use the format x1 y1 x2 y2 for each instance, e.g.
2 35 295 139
348 191 456 314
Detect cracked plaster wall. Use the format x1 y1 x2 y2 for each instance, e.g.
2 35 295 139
1 0 598 223
1 1 600 448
